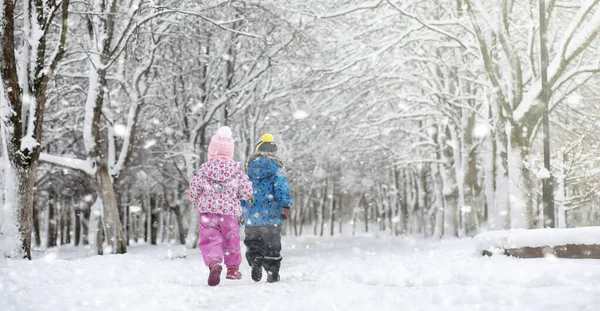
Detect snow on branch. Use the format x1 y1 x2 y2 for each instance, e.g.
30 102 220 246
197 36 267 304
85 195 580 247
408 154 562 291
111 43 158 179
39 153 95 176
167 8 263 39
385 0 468 49
320 26 423 75
514 0 600 121
317 0 384 19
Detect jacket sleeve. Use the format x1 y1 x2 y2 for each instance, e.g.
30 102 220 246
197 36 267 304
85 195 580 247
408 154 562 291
237 170 253 201
274 169 292 208
188 174 203 205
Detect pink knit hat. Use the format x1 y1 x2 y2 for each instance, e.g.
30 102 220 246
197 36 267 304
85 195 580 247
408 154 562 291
208 126 234 161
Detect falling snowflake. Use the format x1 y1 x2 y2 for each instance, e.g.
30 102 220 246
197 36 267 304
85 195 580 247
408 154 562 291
293 110 309 120
113 124 127 137
144 139 156 149
474 123 490 138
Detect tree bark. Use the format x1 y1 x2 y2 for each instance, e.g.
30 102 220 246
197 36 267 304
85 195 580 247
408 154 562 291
33 201 41 247
97 216 104 255
82 206 90 246
96 159 126 253
330 185 336 236
364 193 369 233
47 200 57 248
65 204 71 245
17 163 39 256
74 207 81 246
1 0 70 259
60 202 65 245
150 196 159 245
319 183 327 237
173 205 187 244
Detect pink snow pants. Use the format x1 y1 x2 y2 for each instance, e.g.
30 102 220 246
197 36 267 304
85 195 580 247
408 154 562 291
198 213 242 269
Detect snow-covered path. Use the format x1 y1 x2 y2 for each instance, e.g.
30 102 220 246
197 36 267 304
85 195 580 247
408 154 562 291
2 235 600 311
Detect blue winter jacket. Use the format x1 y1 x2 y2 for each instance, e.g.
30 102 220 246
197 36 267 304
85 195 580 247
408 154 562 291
242 156 292 226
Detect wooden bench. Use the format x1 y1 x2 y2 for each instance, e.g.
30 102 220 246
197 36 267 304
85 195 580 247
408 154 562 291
475 227 600 259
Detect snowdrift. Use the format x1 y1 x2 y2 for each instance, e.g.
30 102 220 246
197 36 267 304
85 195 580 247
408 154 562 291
474 227 600 259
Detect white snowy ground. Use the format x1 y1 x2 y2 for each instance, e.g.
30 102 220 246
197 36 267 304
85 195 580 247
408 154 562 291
2 234 600 311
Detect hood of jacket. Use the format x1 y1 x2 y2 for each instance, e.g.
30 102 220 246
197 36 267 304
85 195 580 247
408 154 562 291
200 158 239 183
247 156 283 180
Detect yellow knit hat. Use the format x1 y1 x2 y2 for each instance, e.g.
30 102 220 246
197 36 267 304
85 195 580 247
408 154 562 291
261 133 274 143
256 133 277 153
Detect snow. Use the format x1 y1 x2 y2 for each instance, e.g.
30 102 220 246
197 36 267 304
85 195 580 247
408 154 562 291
474 227 600 253
113 123 128 137
536 167 551 179
39 153 96 176
164 127 175 135
514 0 600 122
292 110 309 120
144 139 157 149
2 235 600 310
84 59 101 154
567 93 582 107
19 136 39 151
473 122 490 138
0 78 19 257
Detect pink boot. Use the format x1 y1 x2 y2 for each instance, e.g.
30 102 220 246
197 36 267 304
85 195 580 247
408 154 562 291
208 261 223 286
226 268 242 280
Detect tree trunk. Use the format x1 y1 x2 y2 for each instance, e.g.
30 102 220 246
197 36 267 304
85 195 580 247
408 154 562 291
97 216 104 255
415 168 427 236
313 195 319 235
82 206 90 245
364 194 369 233
173 205 187 244
132 213 139 243
464 112 481 235
74 207 81 246
432 162 445 239
162 207 170 243
495 116 511 229
144 202 149 242
47 201 57 248
60 202 65 245
65 204 72 245
96 160 126 253
33 202 41 247
298 186 313 236
508 123 533 228
319 183 327 237
116 189 127 246
330 187 336 236
124 205 129 246
17 164 38 257
338 194 343 235
292 192 299 236
150 196 159 245
186 206 198 248
399 170 409 234
483 103 497 229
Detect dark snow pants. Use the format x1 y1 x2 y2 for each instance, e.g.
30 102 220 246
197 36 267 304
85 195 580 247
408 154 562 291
244 226 282 273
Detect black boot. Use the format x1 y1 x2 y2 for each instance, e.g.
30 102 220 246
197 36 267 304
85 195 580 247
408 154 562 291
251 256 264 282
266 271 280 283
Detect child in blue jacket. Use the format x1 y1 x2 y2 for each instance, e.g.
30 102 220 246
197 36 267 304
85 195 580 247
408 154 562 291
241 133 292 283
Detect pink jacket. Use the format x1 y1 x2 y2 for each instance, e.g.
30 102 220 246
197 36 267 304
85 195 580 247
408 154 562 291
188 158 253 216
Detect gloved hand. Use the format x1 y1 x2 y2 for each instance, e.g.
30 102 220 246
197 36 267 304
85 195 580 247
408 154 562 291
281 207 291 220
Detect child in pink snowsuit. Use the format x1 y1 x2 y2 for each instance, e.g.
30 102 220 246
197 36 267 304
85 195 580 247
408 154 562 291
188 126 253 286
